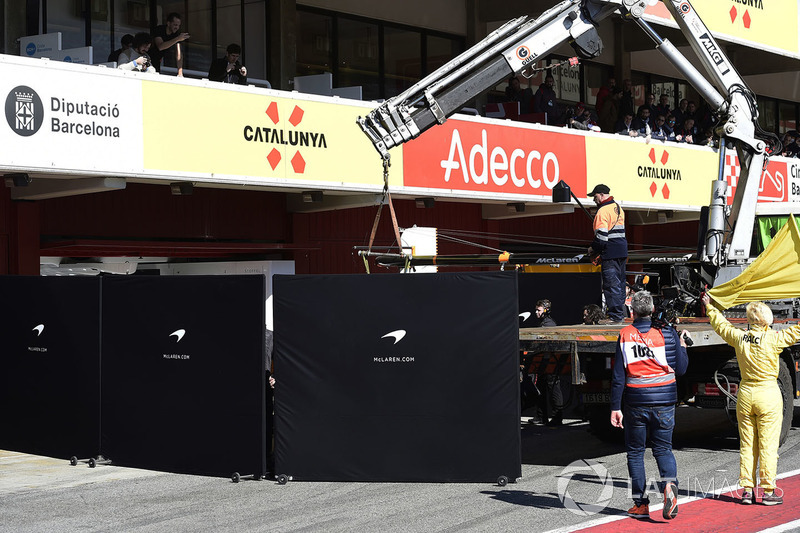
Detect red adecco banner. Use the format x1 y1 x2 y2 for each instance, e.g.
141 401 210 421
403 119 588 196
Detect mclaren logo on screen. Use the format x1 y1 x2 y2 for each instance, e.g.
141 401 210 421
374 329 415 363
28 323 47 352
519 311 532 323
163 328 190 360
5 86 44 136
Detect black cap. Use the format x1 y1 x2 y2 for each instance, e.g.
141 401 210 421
588 184 610 197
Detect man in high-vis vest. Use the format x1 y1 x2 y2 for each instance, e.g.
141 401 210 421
588 183 628 323
702 293 800 505
611 291 689 520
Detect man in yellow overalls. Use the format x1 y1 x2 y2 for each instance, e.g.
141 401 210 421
702 293 800 505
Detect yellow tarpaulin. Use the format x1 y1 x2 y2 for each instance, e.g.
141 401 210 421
709 215 800 310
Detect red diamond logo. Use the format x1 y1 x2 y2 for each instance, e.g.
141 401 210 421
661 151 670 165
743 10 751 29
266 102 279 124
729 6 737 23
662 183 670 199
267 148 282 170
291 151 306 174
649 148 656 164
289 106 304 127
650 182 658 197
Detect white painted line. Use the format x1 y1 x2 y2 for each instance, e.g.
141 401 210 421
756 519 800 533
544 469 800 533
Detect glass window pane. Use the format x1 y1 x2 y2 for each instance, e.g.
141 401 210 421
296 11 332 77
243 0 267 81
216 0 240 60
630 73 647 110
383 27 420 99
650 75 676 115
154 1 212 75
112 0 150 63
90 1 112 64
337 17 379 101
758 96 776 133
553 59 580 103
426 35 463 75
583 63 612 108
779 101 796 133
45 3 86 50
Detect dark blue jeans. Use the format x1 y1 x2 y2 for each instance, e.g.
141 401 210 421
601 257 626 321
624 404 677 505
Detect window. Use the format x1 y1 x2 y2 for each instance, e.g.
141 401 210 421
90 1 113 62
384 27 421 98
758 96 777 133
296 7 464 100
296 10 332 76
427 34 463 75
215 0 240 60
583 63 613 107
337 17 380 101
154 0 212 73
44 2 85 50
243 0 267 81
778 101 797 133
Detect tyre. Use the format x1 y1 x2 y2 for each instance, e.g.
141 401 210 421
778 358 793 446
69 456 78 466
497 476 508 487
231 472 241 483
88 458 96 468
277 474 288 485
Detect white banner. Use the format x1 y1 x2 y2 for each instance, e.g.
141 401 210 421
19 33 62 58
0 55 143 175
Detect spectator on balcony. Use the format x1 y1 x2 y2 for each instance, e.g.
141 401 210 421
534 74 558 124
650 114 674 142
150 12 190 76
619 78 635 122
781 130 800 157
631 107 653 137
672 98 689 125
655 94 672 119
117 32 156 73
568 103 600 132
674 117 698 144
505 76 534 114
616 113 638 137
637 93 657 119
599 87 623 133
208 43 248 85
108 34 133 63
595 76 616 113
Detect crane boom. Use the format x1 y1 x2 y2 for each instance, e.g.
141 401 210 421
357 0 776 280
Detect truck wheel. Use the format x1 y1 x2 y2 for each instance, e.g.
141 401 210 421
778 359 793 446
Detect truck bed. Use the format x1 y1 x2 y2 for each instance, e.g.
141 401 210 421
519 318 800 353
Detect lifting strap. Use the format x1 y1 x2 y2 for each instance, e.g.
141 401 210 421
365 157 403 272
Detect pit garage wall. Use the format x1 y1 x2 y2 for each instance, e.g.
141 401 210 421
0 181 39 275
18 180 704 276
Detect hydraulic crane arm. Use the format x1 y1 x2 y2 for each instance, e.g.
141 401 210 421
357 0 776 273
357 0 619 160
